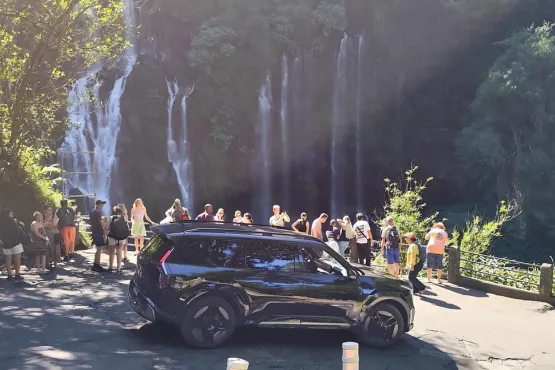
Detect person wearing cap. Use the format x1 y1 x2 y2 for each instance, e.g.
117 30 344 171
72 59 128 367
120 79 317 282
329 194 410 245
269 205 290 227
291 212 309 234
405 232 426 294
56 199 78 262
90 200 107 272
425 222 448 284
196 204 215 221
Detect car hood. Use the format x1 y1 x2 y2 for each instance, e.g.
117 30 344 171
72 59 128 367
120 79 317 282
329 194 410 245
350 262 413 291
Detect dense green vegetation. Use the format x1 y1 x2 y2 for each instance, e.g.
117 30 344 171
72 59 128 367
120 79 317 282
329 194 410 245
0 0 127 216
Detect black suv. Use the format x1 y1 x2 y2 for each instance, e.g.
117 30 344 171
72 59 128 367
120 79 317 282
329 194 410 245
129 221 414 348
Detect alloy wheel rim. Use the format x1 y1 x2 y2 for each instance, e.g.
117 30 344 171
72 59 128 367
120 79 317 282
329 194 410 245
191 304 230 345
365 310 399 344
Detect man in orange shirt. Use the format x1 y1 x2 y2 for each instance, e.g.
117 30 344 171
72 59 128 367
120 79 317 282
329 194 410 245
425 222 448 284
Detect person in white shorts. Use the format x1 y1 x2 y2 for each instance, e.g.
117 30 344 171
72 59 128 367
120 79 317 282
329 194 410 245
0 208 24 281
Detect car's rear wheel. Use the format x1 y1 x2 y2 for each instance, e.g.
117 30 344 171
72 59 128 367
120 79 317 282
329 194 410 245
180 296 236 349
358 302 404 348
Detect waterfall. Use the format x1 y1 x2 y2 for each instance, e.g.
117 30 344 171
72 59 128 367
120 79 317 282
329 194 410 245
280 54 290 208
62 0 137 211
355 34 364 212
331 33 349 218
257 72 272 220
166 79 194 210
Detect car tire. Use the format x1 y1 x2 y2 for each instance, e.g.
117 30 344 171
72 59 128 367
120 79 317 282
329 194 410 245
180 296 236 349
358 302 405 348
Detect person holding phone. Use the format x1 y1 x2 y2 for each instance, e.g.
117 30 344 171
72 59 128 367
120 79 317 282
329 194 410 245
269 205 290 227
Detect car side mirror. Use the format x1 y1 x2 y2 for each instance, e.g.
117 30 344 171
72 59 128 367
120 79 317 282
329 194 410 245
348 269 358 279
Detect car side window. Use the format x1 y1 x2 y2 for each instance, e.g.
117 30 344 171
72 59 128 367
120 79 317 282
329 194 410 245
169 238 246 268
245 242 298 272
299 247 348 277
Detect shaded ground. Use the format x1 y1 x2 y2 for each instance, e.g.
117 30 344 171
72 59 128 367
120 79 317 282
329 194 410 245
0 249 554 370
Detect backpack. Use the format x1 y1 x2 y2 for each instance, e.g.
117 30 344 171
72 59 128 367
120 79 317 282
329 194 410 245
58 208 74 227
386 226 400 249
417 244 427 262
109 216 130 241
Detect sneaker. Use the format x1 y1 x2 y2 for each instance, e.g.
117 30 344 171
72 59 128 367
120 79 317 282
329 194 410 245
63 256 69 263
122 257 129 263
14 275 24 281
106 268 114 273
91 264 106 272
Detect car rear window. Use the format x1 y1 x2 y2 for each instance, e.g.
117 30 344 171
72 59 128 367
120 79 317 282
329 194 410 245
141 234 174 260
168 238 246 268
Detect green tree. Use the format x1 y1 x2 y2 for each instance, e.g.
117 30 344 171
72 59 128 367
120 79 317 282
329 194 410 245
0 0 127 174
456 23 555 247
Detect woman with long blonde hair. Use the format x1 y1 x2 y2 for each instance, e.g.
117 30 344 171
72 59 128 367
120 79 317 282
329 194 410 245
130 198 154 253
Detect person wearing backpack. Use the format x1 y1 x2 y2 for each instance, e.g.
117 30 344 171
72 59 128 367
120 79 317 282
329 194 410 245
380 216 401 278
405 232 426 294
56 199 77 262
107 206 130 273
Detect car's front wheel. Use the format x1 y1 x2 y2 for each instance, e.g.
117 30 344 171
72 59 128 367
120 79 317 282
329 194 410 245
180 296 236 349
358 302 404 348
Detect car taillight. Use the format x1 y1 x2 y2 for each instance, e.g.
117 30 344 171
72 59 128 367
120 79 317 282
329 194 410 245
158 248 173 288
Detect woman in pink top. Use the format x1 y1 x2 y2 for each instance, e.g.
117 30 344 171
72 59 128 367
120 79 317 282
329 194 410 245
425 222 448 284
130 199 154 253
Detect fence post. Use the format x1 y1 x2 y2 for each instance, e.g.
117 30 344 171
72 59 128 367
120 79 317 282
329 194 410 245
447 246 461 284
342 342 359 370
539 263 554 302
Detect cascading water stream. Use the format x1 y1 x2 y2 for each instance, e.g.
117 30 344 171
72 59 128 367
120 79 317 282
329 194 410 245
356 34 364 212
257 72 272 220
280 54 290 208
166 79 194 210
62 0 137 211
331 33 349 218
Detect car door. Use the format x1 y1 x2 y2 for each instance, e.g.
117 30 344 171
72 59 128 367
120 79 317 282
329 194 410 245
233 238 305 327
297 245 362 328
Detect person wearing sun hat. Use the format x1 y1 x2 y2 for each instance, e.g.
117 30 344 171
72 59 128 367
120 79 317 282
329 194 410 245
425 222 448 284
405 232 426 294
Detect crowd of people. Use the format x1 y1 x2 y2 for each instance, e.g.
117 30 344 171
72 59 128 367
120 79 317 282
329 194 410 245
1 198 449 292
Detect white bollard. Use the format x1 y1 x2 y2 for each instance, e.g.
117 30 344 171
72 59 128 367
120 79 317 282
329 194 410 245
342 342 359 370
227 358 249 370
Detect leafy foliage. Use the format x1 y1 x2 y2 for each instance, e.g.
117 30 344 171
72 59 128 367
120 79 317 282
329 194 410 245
456 23 555 247
0 0 127 211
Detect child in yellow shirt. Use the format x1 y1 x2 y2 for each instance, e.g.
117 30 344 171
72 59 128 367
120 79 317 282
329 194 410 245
404 233 426 294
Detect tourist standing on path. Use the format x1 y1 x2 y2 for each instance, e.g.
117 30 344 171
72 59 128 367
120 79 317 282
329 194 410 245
325 219 341 255
30 212 50 274
426 222 448 284
405 232 426 294
233 211 242 223
169 199 189 222
381 216 401 278
90 200 107 272
43 206 60 269
131 198 154 253
353 213 373 266
336 216 354 258
56 199 77 262
117 203 129 262
269 205 290 227
311 213 328 241
216 208 225 222
291 212 309 234
242 213 253 224
0 209 24 281
196 204 215 221
107 206 130 273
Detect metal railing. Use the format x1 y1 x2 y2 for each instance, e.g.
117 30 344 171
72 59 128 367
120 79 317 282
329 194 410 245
458 250 542 293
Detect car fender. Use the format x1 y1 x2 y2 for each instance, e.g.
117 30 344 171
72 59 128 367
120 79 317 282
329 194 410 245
360 292 411 331
179 283 248 321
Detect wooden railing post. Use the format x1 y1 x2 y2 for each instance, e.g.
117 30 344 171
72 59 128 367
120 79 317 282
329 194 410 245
448 246 461 284
539 263 554 302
